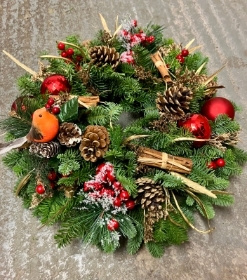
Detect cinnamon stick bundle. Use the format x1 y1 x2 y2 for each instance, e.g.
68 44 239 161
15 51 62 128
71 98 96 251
137 146 193 174
150 52 172 84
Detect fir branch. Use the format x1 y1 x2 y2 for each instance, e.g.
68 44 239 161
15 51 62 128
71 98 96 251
57 149 81 176
145 241 165 258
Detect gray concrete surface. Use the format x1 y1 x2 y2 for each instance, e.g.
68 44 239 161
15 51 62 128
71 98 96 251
1 0 247 279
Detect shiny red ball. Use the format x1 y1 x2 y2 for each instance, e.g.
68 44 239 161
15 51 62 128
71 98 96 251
178 114 211 147
215 158 225 167
40 74 71 95
36 184 45 194
201 97 235 121
107 219 119 231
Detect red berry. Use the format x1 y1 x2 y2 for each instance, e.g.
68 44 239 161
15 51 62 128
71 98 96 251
57 42 65 50
100 188 115 197
36 184 45 194
123 29 129 36
181 49 189 57
61 51 68 58
113 197 122 207
66 48 74 56
21 105 26 111
215 158 225 168
107 219 119 231
49 181 56 189
147 35 155 43
83 182 92 192
45 103 51 109
106 171 115 184
93 182 103 191
132 20 137 27
176 54 185 63
125 199 135 210
52 106 60 114
47 170 57 181
113 181 124 191
119 190 130 201
47 97 55 106
207 161 217 169
76 55 82 62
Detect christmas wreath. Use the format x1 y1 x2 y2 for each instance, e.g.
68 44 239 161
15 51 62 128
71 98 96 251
1 15 247 257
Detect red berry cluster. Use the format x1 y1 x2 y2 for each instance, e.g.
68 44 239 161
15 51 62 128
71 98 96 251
207 158 226 169
57 42 82 67
121 25 155 48
176 48 189 64
83 162 135 231
45 97 60 115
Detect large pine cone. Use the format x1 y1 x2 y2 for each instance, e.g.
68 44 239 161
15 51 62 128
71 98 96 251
156 83 193 116
57 122 82 147
29 141 60 158
79 125 110 162
136 177 165 212
89 46 120 69
136 177 166 242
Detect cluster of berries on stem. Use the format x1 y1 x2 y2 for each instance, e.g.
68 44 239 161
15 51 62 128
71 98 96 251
82 162 135 231
57 42 83 69
207 158 226 169
176 48 189 64
119 19 155 64
45 97 60 115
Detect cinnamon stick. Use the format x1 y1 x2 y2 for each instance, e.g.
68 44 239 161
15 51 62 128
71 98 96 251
150 52 172 83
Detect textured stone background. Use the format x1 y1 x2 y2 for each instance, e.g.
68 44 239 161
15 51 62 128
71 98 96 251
1 0 247 279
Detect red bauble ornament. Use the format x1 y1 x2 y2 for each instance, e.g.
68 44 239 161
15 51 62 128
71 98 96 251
36 184 45 194
125 199 135 210
201 97 235 121
178 114 211 147
215 158 225 167
107 219 119 231
40 74 71 95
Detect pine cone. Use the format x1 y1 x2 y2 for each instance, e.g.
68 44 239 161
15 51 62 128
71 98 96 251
57 122 82 147
29 141 60 158
79 125 110 162
136 177 166 242
176 69 219 99
89 46 120 69
156 83 193 116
